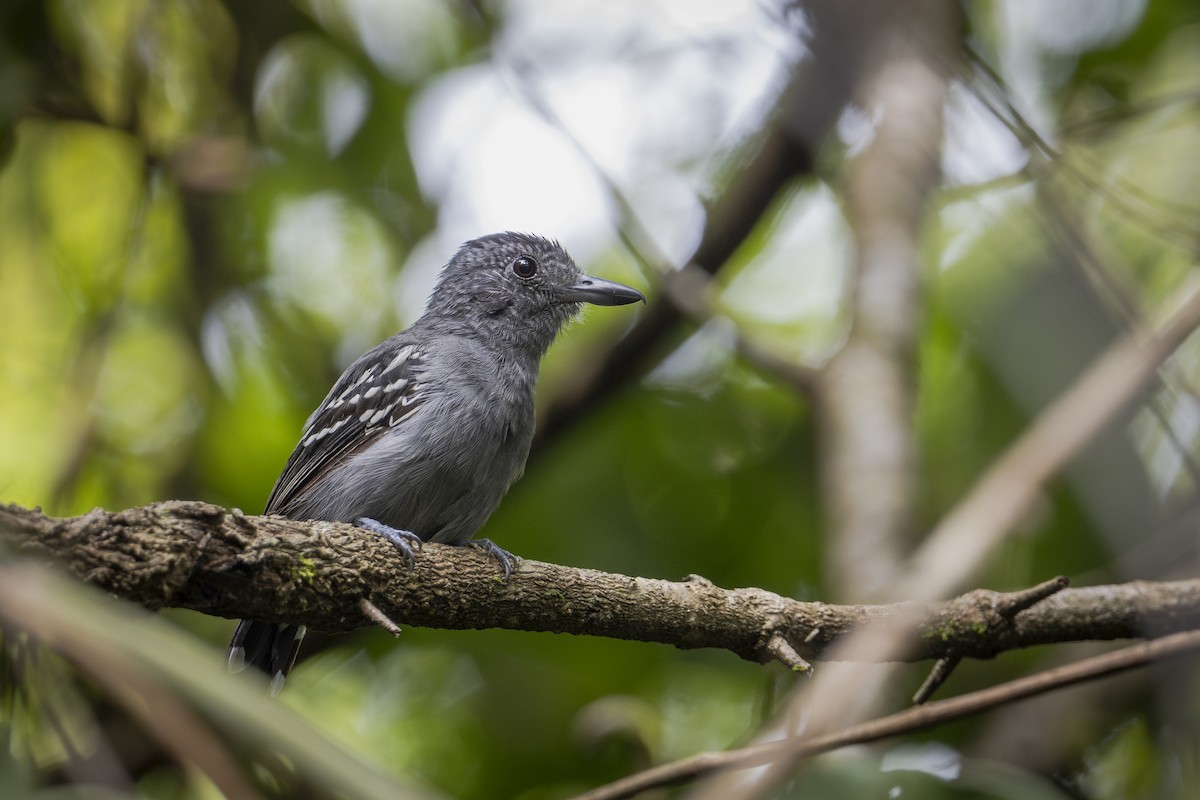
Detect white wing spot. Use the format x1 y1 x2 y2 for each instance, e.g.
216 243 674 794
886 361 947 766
338 368 376 402
384 377 409 393
368 403 396 426
303 416 349 446
364 386 381 399
385 345 415 374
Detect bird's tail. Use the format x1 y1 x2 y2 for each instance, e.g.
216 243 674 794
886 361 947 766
227 619 306 695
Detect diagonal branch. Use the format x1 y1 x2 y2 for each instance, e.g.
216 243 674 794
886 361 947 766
897 282 1200 605
705 260 1200 798
574 629 1200 800
2 501 1198 667
533 0 881 449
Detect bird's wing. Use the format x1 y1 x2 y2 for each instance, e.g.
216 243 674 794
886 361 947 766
265 340 428 515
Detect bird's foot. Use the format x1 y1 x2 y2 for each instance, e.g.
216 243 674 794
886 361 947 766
470 538 518 580
356 517 422 567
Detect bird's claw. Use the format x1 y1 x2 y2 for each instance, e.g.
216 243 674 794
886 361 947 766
356 517 422 568
471 538 517 580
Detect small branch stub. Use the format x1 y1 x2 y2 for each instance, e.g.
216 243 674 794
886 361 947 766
765 632 812 673
359 597 403 637
913 655 962 704
996 575 1070 618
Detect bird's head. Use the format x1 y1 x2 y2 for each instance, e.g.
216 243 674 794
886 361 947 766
423 232 644 354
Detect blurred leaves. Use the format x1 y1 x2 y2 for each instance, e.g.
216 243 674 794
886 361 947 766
48 0 239 149
0 564 435 799
281 647 486 798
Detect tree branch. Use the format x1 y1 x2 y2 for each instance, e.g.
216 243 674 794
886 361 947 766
3 501 1199 666
532 0 880 450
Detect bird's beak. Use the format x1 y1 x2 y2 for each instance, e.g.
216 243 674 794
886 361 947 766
561 274 646 306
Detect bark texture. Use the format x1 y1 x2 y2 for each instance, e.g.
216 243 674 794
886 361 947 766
3 501 1199 666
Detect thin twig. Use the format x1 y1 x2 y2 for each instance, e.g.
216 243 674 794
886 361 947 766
962 45 1199 249
912 655 962 704
574 629 1200 800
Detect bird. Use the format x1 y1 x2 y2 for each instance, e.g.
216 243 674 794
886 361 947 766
226 231 645 693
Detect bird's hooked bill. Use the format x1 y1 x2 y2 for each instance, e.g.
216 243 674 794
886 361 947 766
561 274 646 306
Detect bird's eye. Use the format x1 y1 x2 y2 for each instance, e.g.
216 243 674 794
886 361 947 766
511 256 538 279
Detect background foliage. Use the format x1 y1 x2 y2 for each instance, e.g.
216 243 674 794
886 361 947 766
2 0 1200 798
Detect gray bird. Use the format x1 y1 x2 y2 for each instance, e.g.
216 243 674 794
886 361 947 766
227 232 644 692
